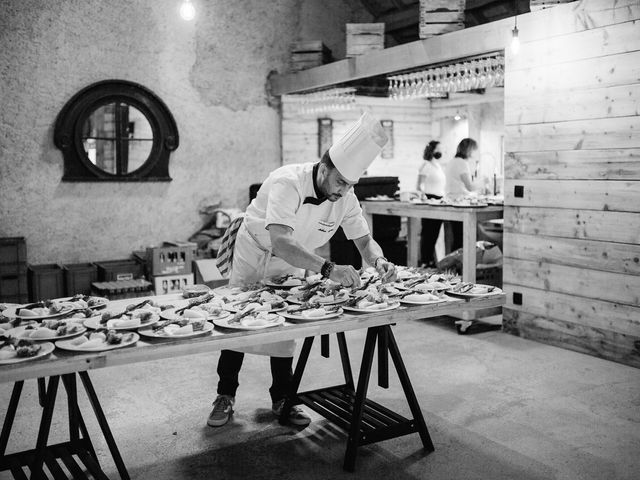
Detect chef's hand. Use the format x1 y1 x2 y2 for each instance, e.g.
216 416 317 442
375 258 397 283
330 265 362 288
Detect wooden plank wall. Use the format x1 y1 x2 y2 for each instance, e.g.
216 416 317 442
502 0 640 367
281 96 432 191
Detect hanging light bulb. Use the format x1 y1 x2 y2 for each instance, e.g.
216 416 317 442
179 0 196 21
454 112 462 121
511 24 520 54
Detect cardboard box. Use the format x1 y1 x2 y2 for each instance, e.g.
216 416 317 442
152 273 194 296
290 41 332 72
346 23 385 58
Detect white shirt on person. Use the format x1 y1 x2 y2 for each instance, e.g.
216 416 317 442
418 160 445 197
445 156 472 198
243 162 370 254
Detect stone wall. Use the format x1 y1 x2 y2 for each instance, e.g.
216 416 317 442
0 0 370 264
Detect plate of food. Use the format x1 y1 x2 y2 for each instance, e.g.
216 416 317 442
281 304 343 321
6 321 86 341
223 289 287 313
55 331 139 352
286 282 350 305
3 301 75 321
160 301 230 322
450 202 489 208
446 283 502 297
138 318 214 339
212 311 285 330
55 294 109 311
399 291 449 305
263 274 305 288
84 303 161 330
0 338 55 364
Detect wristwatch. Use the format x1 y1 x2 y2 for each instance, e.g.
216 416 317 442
374 256 388 268
321 261 335 279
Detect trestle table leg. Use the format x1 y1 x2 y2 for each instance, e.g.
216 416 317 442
279 336 314 425
31 375 60 480
343 327 378 472
336 332 354 389
0 381 24 457
386 326 434 451
79 371 130 480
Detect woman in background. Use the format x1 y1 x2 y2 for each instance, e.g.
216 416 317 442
416 140 445 267
445 138 479 250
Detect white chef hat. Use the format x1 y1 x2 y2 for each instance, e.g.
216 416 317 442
329 112 388 183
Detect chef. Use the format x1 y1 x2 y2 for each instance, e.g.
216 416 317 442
208 112 397 428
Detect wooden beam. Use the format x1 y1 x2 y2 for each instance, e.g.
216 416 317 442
270 0 630 95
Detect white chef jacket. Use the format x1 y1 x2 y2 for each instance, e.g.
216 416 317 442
229 162 370 357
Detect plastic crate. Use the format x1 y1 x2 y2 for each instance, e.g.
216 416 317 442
146 243 194 276
28 264 64 301
91 279 153 300
0 237 27 276
63 263 97 296
0 264 28 304
95 259 145 281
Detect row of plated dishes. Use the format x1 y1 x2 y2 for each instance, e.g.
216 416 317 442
0 267 501 365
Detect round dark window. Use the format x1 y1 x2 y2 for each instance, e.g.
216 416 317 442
54 80 179 181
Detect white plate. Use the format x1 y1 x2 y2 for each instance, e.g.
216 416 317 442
399 297 450 305
83 315 159 330
450 203 489 208
55 333 139 352
212 314 285 330
446 284 503 298
0 342 55 364
54 296 109 310
6 325 87 341
364 197 395 202
2 304 75 321
138 322 214 339
342 302 401 313
281 308 343 322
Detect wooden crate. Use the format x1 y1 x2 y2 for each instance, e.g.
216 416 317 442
290 41 332 73
346 23 385 58
530 0 575 12
419 0 465 39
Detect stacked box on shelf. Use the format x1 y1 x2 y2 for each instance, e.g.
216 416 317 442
346 23 385 58
63 263 97 296
146 242 195 295
28 264 64 302
419 0 465 39
0 237 28 303
290 41 332 72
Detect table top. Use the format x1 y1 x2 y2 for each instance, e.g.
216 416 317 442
361 201 503 219
0 293 504 383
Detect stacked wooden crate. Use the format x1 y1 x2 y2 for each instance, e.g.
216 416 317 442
346 23 385 58
290 41 332 73
419 0 465 39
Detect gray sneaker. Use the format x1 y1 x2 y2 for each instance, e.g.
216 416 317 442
207 395 234 427
272 399 311 426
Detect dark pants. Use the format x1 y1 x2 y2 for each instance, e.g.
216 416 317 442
420 194 442 266
451 221 463 252
216 349 293 403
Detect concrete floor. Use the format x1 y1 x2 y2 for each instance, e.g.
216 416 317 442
1 316 639 480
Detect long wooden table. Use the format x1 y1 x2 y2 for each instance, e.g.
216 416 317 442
1 293 504 477
361 201 504 283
